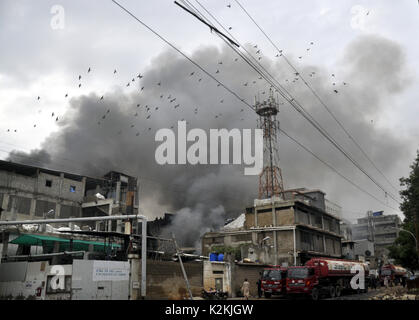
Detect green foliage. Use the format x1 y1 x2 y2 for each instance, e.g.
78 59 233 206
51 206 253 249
399 150 419 222
388 221 418 272
389 150 419 271
211 245 242 260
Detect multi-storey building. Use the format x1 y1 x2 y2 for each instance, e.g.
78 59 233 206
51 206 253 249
352 211 401 257
202 189 342 266
0 160 139 231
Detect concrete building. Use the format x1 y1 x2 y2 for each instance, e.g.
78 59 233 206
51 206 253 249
203 260 231 293
354 239 375 259
340 218 355 259
202 189 342 266
0 160 139 232
325 199 342 219
352 211 401 257
341 240 355 260
340 219 353 242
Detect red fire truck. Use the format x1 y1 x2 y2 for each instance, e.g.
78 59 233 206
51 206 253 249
261 267 287 298
380 264 407 286
286 257 370 300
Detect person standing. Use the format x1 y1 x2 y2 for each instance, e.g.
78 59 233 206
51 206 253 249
256 278 262 298
370 275 377 290
401 276 406 288
241 278 250 300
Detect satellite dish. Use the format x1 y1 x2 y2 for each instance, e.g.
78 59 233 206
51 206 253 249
365 250 371 257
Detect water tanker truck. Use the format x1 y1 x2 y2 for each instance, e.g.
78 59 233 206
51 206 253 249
286 257 370 300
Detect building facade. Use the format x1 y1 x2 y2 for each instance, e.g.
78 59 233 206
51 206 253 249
352 211 401 257
0 160 139 232
202 189 342 266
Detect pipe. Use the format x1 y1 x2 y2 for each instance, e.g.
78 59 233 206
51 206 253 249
293 227 297 266
271 198 278 266
1 214 148 298
0 214 145 226
141 217 147 298
7 251 86 259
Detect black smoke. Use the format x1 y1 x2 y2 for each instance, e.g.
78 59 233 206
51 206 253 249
7 34 414 246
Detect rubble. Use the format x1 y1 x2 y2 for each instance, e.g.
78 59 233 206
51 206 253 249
369 287 419 300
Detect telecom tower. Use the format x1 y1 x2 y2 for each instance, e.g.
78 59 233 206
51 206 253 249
255 89 285 199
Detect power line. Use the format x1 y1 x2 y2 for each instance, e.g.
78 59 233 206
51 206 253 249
111 0 254 113
0 146 251 205
233 0 400 195
110 0 400 213
279 130 400 212
174 1 239 47
188 0 400 206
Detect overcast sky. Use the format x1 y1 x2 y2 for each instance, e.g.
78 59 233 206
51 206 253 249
0 0 418 226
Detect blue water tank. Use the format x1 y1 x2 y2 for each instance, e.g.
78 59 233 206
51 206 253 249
209 253 218 261
217 253 224 261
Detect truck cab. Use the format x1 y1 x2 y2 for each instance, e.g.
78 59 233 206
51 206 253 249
286 266 317 296
380 264 407 286
261 267 287 298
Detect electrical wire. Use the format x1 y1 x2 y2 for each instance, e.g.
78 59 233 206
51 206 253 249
110 0 401 213
233 0 400 195
187 0 400 205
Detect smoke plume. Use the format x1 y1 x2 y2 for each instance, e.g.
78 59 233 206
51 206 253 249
8 34 414 246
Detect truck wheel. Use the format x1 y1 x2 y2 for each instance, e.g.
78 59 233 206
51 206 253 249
311 288 319 301
329 286 336 298
335 286 342 297
264 292 271 299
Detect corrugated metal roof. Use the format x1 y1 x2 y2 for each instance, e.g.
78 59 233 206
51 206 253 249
10 234 121 251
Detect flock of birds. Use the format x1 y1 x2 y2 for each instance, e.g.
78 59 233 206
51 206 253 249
4 1 357 136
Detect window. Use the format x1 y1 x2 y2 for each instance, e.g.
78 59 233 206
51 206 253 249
314 214 322 227
70 186 76 192
262 270 282 280
35 200 56 217
60 205 80 218
7 196 31 215
287 267 314 279
45 180 52 187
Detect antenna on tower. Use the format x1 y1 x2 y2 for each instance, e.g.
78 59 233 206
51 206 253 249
255 88 285 199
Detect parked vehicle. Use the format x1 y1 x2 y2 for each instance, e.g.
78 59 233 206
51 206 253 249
380 264 407 286
201 288 228 300
261 267 287 298
286 257 370 300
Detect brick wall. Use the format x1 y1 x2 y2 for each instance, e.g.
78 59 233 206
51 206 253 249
231 263 267 298
137 260 203 299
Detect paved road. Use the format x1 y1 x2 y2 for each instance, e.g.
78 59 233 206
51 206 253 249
328 286 409 300
230 286 408 300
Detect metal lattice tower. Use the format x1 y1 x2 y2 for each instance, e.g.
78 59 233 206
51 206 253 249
255 89 285 199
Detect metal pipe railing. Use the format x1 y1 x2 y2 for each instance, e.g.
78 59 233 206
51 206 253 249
0 214 148 298
0 214 144 226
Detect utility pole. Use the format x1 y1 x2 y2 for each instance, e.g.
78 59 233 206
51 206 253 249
172 233 193 300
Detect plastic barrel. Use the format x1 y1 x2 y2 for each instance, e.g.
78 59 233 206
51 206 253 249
209 253 218 261
217 253 224 261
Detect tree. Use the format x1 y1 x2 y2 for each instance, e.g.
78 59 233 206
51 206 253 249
388 150 419 272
